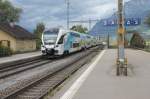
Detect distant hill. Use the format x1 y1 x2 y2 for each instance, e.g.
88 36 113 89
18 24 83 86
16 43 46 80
89 0 150 37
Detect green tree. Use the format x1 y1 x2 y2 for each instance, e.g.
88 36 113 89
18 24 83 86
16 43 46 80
70 25 88 33
34 22 45 50
0 0 22 23
145 14 150 27
130 33 145 48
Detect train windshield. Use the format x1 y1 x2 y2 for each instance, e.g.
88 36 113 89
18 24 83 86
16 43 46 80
43 31 58 45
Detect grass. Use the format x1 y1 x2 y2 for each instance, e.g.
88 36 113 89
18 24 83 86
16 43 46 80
144 48 150 52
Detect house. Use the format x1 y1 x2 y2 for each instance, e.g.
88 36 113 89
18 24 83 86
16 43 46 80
0 23 36 53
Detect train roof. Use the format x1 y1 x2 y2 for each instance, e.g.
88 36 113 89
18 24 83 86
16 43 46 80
69 30 93 36
43 28 93 38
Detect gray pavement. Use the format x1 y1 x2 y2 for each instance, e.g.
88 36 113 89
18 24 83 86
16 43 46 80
60 49 150 99
0 51 41 64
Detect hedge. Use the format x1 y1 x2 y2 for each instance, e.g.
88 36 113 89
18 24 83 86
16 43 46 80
0 46 13 57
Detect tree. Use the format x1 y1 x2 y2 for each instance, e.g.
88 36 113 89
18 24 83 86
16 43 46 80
0 0 22 23
34 22 45 50
130 33 145 48
70 25 88 33
145 14 150 27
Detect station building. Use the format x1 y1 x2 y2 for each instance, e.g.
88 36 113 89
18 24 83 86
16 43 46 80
0 23 36 53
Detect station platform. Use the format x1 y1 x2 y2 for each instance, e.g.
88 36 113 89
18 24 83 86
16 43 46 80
61 49 150 99
0 51 41 64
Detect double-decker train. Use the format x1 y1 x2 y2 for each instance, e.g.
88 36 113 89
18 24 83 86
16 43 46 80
41 28 100 56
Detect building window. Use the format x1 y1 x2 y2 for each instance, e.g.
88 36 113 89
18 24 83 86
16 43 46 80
0 40 10 48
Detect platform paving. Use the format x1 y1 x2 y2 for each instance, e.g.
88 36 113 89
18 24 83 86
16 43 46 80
61 49 150 99
0 51 41 64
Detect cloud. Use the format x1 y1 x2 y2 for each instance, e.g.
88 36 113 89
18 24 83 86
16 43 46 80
9 0 131 31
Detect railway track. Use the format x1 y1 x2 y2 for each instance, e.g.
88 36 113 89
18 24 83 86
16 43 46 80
2 46 101 99
0 56 52 79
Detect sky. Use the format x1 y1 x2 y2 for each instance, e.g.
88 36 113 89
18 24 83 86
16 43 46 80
9 0 131 31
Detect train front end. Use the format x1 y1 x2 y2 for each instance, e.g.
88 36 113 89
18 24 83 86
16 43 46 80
41 29 59 56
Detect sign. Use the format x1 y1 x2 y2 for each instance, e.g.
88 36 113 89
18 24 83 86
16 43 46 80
103 19 117 26
125 18 141 26
103 18 141 26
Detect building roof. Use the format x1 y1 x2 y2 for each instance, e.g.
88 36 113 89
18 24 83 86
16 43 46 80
0 23 35 39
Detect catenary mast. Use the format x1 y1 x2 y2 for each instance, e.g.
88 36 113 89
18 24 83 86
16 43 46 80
116 0 128 76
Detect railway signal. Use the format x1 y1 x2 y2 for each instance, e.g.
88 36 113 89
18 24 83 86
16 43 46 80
116 0 128 76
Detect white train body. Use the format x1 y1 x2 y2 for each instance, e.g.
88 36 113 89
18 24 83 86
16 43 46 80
41 28 99 56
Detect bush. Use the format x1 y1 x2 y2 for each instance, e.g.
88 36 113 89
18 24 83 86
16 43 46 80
36 39 42 50
130 33 145 49
0 46 13 57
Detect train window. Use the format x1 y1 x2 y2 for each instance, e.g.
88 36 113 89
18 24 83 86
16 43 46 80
43 31 58 44
87 36 91 38
73 43 80 48
58 35 65 44
71 32 80 38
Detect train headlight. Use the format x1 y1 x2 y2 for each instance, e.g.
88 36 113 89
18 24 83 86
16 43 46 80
41 46 46 51
55 45 59 47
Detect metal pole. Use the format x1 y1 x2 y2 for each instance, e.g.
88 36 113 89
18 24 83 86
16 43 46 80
118 0 125 60
107 33 109 48
89 19 92 31
66 0 70 30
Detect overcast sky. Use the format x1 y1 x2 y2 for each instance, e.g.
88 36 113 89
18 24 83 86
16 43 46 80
9 0 131 31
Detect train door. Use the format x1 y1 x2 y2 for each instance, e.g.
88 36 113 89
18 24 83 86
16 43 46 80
56 34 66 55
71 33 81 52
64 33 71 53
